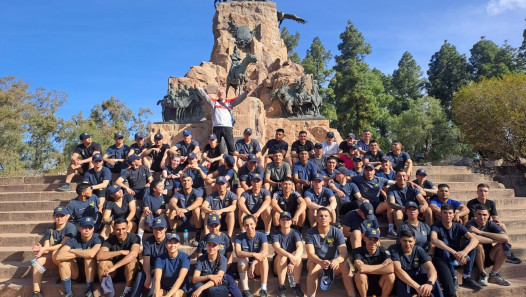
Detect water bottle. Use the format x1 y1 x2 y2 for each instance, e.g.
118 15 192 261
452 255 470 266
31 258 46 274
287 272 296 288
183 229 189 245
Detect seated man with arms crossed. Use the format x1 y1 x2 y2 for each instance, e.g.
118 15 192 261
271 177 306 229
238 173 272 235
304 173 337 227
115 154 153 201
201 176 238 237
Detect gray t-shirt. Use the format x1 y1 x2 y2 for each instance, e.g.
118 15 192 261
265 162 291 182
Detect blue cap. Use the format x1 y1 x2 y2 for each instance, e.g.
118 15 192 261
364 228 380 239
405 201 419 209
334 167 349 175
188 152 197 159
80 216 95 227
250 173 262 181
416 169 427 176
107 184 121 195
248 154 258 162
320 268 334 291
166 232 181 242
381 155 392 162
280 211 292 219
152 216 167 229
313 173 323 181
154 133 163 140
244 128 253 135
314 143 323 149
206 233 222 245
364 164 376 170
128 154 141 162
216 176 228 184
359 202 375 220
135 132 145 139
208 214 221 225
101 275 115 297
208 134 217 140
224 155 235 166
326 131 335 138
92 153 103 162
346 133 356 139
114 132 124 139
353 155 363 162
182 130 192 136
53 206 69 216
79 133 91 140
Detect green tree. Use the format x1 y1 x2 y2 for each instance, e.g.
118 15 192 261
427 40 470 118
452 74 526 167
389 51 425 115
301 36 333 86
469 37 516 81
329 21 392 135
281 27 301 63
517 20 526 71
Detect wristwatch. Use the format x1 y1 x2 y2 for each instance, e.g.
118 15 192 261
426 281 434 286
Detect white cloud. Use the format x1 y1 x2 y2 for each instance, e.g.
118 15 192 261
487 0 526 15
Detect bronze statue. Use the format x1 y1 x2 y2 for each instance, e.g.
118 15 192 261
228 19 260 48
226 54 258 96
157 84 205 123
277 10 307 26
272 76 323 118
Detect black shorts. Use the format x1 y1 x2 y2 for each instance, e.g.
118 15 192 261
72 258 87 282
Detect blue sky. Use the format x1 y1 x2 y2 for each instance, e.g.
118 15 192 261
1 0 525 122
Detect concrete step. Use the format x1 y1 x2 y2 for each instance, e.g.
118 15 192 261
439 181 501 190
428 173 489 182
448 189 516 198
0 221 54 234
0 211 52 221
416 166 473 175
0 184 79 193
0 191 74 202
0 201 68 212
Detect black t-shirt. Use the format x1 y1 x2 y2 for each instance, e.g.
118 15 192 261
272 190 302 214
364 151 385 163
466 198 498 219
431 221 467 256
149 144 170 162
338 141 355 154
120 165 152 189
102 233 141 262
130 142 151 156
465 219 504 235
264 139 289 155
74 142 102 160
291 140 314 154
104 194 135 220
389 244 430 276
352 246 391 266
203 144 223 172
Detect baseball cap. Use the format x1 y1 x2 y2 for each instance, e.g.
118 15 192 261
364 228 380 239
244 128 253 135
80 216 95 227
280 211 292 219
353 156 363 162
405 201 419 209
364 164 376 170
416 169 427 176
166 232 181 242
208 214 221 226
134 132 145 139
182 130 192 136
346 133 356 139
207 233 222 245
313 173 324 182
380 155 392 162
114 132 124 139
208 134 217 140
334 167 349 175
53 206 69 216
320 268 334 291
107 184 121 195
250 173 262 181
359 202 375 220
79 133 91 140
188 152 197 159
151 216 167 229
128 154 141 162
326 132 335 138
216 176 228 184
248 154 258 162
314 143 323 149
154 133 163 140
224 155 235 166
101 275 115 297
92 153 103 162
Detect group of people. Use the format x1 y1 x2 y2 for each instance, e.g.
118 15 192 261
28 123 522 297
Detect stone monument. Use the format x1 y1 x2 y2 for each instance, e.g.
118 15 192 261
151 1 342 147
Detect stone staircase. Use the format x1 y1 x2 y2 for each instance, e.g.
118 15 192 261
0 166 525 297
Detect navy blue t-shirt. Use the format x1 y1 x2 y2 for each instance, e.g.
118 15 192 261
142 192 169 213
292 161 318 182
130 142 151 156
102 233 141 262
185 166 208 189
104 144 130 171
234 139 261 155
235 231 267 253
172 188 204 209
387 151 411 171
352 246 391 265
120 165 152 190
143 236 167 271
356 140 370 153
305 226 345 260
431 221 468 257
65 233 103 250
43 222 77 245
264 139 289 155
67 195 100 225
104 193 135 220
352 175 390 201
332 182 360 203
376 169 396 180
271 228 302 254
238 163 265 185
387 184 421 206
205 191 237 210
304 187 334 207
241 188 271 213
413 179 435 190
154 251 191 290
389 244 430 276
397 221 431 251
343 210 379 232
197 233 233 257
195 254 228 277
364 151 385 163
83 167 112 186
175 140 199 157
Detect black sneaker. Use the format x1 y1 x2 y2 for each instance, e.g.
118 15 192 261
506 254 522 264
119 291 131 297
63 293 74 297
242 290 254 297
278 285 287 297
57 184 71 192
84 290 94 297
462 276 483 291
32 292 43 297
260 289 268 297
293 284 304 297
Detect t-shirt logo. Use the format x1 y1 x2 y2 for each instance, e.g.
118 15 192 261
327 237 334 247
254 241 259 248
385 250 390 255
368 210 373 215
421 231 426 235
89 202 95 207
366 223 372 228
220 244 225 250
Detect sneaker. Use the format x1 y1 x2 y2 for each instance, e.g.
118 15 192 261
454 278 459 291
387 229 397 239
57 184 71 192
242 290 254 297
488 272 511 286
260 289 268 297
84 291 94 297
191 239 199 247
293 284 304 297
63 293 74 297
32 292 43 297
278 285 287 297
462 276 483 291
506 254 522 264
478 272 488 286
119 291 131 297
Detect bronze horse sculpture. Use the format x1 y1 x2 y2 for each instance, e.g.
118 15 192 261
226 54 257 96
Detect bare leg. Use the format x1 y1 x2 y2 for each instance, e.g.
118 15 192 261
306 261 322 297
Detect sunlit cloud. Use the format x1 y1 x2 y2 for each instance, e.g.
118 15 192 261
487 0 526 15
